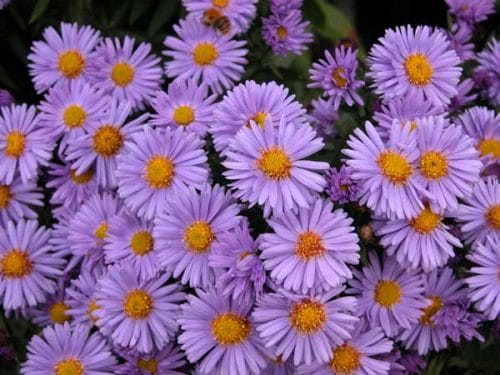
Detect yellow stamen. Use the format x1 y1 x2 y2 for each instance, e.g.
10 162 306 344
130 231 154 256
276 26 288 40
404 53 433 86
0 249 32 278
144 155 175 189
173 105 195 126
212 0 228 8
111 61 135 87
94 221 108 246
192 42 219 66
247 112 267 128
374 280 402 308
92 125 124 157
410 206 441 234
184 221 214 253
330 343 361 374
478 138 500 159
49 301 71 324
289 298 327 334
332 67 348 88
137 358 158 374
419 295 443 326
54 358 84 375
377 151 412 185
295 231 325 260
210 312 252 345
257 147 292 180
0 185 12 209
123 289 153 320
69 169 93 185
58 50 85 79
4 131 26 158
87 299 99 324
420 151 448 180
63 104 87 129
485 204 500 230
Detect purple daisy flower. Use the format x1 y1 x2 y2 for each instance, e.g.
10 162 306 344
0 89 14 107
260 346 296 375
270 0 304 15
368 25 461 107
211 80 307 154
308 46 364 110
182 0 257 34
0 176 42 226
326 165 359 204
399 267 466 355
262 10 313 56
0 104 53 184
260 198 359 293
445 0 495 24
38 80 108 152
397 353 426 374
343 121 431 220
88 36 163 111
116 126 208 221
253 287 358 366
455 177 500 244
465 235 500 319
446 21 475 62
22 323 117 374
104 211 161 281
449 78 477 111
151 79 217 137
95 265 185 354
163 17 247 94
476 39 500 106
223 119 329 217
0 219 65 310
297 322 393 375
66 99 148 189
374 205 462 271
28 281 71 327
179 287 267 375
209 220 265 306
154 184 242 288
28 22 101 93
116 343 186 375
348 254 427 338
307 97 339 140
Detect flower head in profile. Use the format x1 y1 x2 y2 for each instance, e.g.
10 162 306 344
475 39 500 106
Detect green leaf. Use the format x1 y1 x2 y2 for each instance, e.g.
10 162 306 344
147 1 178 38
29 0 51 24
129 0 153 25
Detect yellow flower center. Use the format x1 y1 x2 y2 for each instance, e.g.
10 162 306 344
289 299 327 334
332 67 348 88
111 61 135 87
419 151 448 180
54 358 85 375
0 185 12 209
94 221 108 246
173 105 195 126
210 312 252 345
49 301 71 324
58 50 85 79
485 204 500 230
212 0 228 8
276 26 288 40
144 155 175 190
87 299 99 324
184 221 214 253
4 131 26 158
137 358 158 374
92 125 124 157
376 151 412 185
247 111 268 128
130 231 154 256
374 280 402 308
69 169 93 185
193 42 219 66
63 104 87 129
123 289 154 320
478 138 500 159
410 206 441 234
330 343 361 374
419 295 443 326
295 231 325 261
0 249 32 278
257 147 292 180
404 53 433 86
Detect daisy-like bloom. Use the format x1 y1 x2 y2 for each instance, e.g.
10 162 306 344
449 78 477 111
343 121 430 220
223 119 329 217
151 79 217 137
374 204 462 271
396 352 426 375
368 25 461 107
476 39 500 106
212 80 306 154
22 323 117 375
209 220 265 306
95 265 185 354
66 99 148 189
445 0 495 24
253 287 359 366
262 10 313 56
270 0 304 15
307 97 339 140
348 254 428 338
38 80 108 151
182 0 258 34
29 281 71 327
116 343 185 375
309 46 364 110
260 198 359 294
455 177 500 244
326 165 359 204
88 36 163 110
0 104 53 184
178 288 267 375
465 235 500 319
154 184 242 288
46 159 98 210
164 17 247 94
297 322 393 375
399 267 466 355
0 89 14 107
28 22 101 93
414 116 482 211
68 193 122 268
456 106 500 167
0 219 65 310
116 126 208 221
0 176 42 226
104 211 161 281
446 22 475 62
